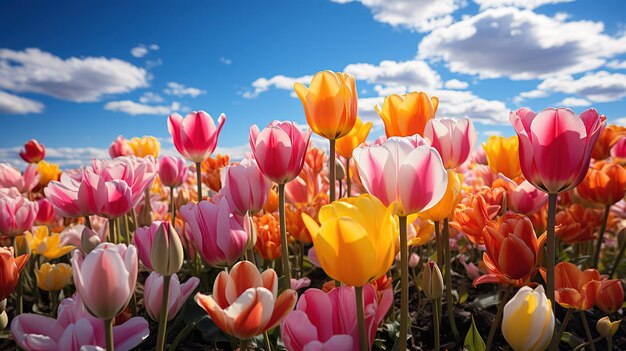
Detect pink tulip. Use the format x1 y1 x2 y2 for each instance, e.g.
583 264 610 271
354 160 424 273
168 111 226 163
281 285 393 351
179 195 248 267
500 176 549 215
19 139 45 164
0 195 38 236
132 221 175 271
11 294 149 351
249 120 312 184
71 243 138 320
92 156 156 208
143 272 199 322
108 136 133 158
291 277 312 291
35 198 57 225
45 173 85 217
219 158 271 216
352 135 448 216
611 136 626 159
510 108 606 194
158 156 187 188
424 117 477 169
0 163 39 193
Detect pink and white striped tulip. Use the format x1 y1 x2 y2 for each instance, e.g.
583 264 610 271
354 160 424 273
249 121 312 184
158 156 187 188
352 135 448 216
92 156 156 208
424 117 477 169
0 195 38 237
168 111 226 163
71 243 138 321
143 272 199 322
510 108 606 194
219 157 271 216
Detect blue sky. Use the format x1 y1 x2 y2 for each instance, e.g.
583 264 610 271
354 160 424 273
1 0 626 167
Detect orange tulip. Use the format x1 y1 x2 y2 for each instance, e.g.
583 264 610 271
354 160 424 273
375 92 438 137
264 187 279 213
451 194 500 245
591 124 626 160
200 154 229 193
254 213 282 261
286 199 328 244
1 247 29 301
595 278 624 313
576 160 626 206
294 70 358 140
544 262 600 310
336 118 373 159
195 260 297 339
555 204 603 244
483 136 522 179
474 213 545 287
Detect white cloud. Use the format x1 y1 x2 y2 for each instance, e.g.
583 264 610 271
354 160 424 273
418 8 626 79
607 60 626 70
517 71 626 103
131 44 159 58
139 92 164 104
0 146 109 169
434 89 510 124
556 97 591 107
164 82 205 98
615 117 626 126
0 48 148 102
474 0 573 10
331 0 463 32
104 100 180 116
220 57 232 65
481 130 502 136
444 79 469 89
243 75 313 99
344 59 442 90
0 90 44 114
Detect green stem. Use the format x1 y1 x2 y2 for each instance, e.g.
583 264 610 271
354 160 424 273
443 218 460 340
547 193 558 351
12 237 23 315
123 214 131 245
556 308 573 343
104 318 114 351
608 336 613 351
50 290 59 318
486 286 512 351
399 216 409 351
109 217 117 244
298 241 304 278
580 311 597 351
435 221 443 267
355 285 368 351
195 162 202 202
346 157 351 197
84 215 92 229
278 183 291 289
156 274 172 351
240 338 248 351
592 204 611 269
329 139 336 202
264 331 273 351
433 298 440 350
170 186 176 227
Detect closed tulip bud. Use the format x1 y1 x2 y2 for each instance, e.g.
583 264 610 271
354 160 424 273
502 286 554 351
408 253 420 269
168 111 226 163
424 117 477 169
596 316 620 337
596 278 624 313
335 159 345 180
421 261 443 299
375 92 438 138
81 227 101 254
0 311 7 330
0 299 6 313
20 139 45 163
158 156 187 188
14 235 31 257
483 136 522 179
151 222 184 276
244 215 257 251
36 263 72 291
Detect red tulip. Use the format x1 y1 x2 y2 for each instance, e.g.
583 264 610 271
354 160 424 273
168 111 226 163
0 247 29 301
451 194 500 245
424 117 477 170
35 198 57 226
549 262 601 310
596 278 624 313
19 139 45 163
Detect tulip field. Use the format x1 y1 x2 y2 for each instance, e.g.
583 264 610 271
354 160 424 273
2 70 626 351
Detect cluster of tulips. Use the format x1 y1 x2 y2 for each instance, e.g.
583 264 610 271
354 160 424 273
0 70 625 351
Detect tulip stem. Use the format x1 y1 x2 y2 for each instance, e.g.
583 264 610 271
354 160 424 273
592 204 611 269
486 286 511 351
156 274 172 351
329 139 336 202
195 162 202 202
434 221 443 347
104 318 114 351
263 331 273 351
84 215 92 229
109 217 117 244
557 308 573 343
608 336 613 351
346 157 351 197
580 311 597 351
170 186 176 227
399 215 409 351
12 237 23 315
546 193 558 351
609 228 626 278
355 285 369 351
433 298 440 350
278 183 291 289
443 218 460 340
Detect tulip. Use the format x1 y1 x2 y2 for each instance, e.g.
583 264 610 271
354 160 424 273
109 135 133 158
547 262 601 311
407 216 435 247
420 170 463 222
281 285 392 351
424 117 477 170
555 204 602 244
595 278 624 313
0 247 29 302
219 157 271 216
11 294 149 351
422 261 443 300
596 316 620 337
36 160 61 189
0 163 39 193
35 262 72 291
179 196 248 267
451 194 500 245
45 173 85 217
254 212 282 261
195 260 297 340
336 118 372 196
19 139 45 163
592 124 626 160
92 157 156 208
158 156 186 188
610 136 626 162
284 156 328 206
0 194 38 237
482 135 522 179
128 135 160 158
81 226 102 254
143 272 199 321
150 222 184 276
502 286 554 351
199 154 230 193
25 226 74 260
498 176 549 215
375 92 438 137
35 198 57 226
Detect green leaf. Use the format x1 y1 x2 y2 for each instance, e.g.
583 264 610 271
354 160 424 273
464 316 486 351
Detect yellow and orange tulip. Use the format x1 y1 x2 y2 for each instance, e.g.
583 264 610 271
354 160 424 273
24 226 74 260
35 262 72 291
483 135 522 179
36 160 61 189
375 91 438 137
591 124 626 160
128 135 160 158
336 117 372 159
420 170 463 222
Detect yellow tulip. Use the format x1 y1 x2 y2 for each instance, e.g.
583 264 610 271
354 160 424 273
420 170 463 222
129 135 160 158
294 70 358 140
36 262 72 291
483 135 522 179
25 226 74 260
407 216 435 247
375 92 438 137
596 316 620 337
302 194 397 287
336 117 373 159
502 286 554 351
37 160 61 188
